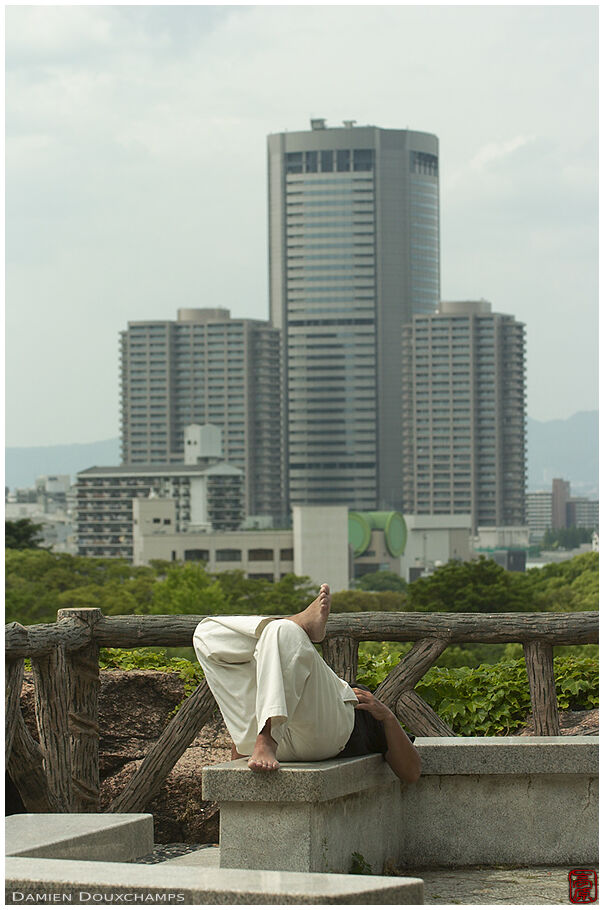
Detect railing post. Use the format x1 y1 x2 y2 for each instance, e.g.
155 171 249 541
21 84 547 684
57 608 102 811
374 637 449 706
396 691 456 736
31 644 73 811
523 640 561 735
6 659 25 764
321 635 358 683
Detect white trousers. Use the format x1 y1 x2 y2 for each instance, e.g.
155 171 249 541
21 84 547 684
193 615 358 761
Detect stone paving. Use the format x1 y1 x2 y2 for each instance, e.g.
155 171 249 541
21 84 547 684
141 847 598 904
418 866 598 905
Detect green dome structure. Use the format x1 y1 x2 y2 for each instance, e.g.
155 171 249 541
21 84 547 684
348 511 407 558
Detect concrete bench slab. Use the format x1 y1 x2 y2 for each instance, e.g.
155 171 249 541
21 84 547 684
161 845 220 867
203 753 392 802
5 857 424 905
5 814 154 863
203 754 402 873
401 736 599 868
414 735 599 775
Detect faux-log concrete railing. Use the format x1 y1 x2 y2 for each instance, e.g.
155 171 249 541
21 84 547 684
5 608 598 816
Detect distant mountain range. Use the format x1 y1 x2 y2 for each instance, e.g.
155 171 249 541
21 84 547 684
5 437 121 492
5 410 598 498
526 410 598 498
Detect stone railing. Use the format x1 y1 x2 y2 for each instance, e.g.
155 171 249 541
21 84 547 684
5 608 598 816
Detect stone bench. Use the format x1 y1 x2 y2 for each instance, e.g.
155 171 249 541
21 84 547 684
400 735 599 868
202 736 599 873
5 813 154 863
5 858 423 905
4 812 424 905
202 753 402 874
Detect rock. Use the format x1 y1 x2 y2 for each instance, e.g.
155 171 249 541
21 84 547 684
18 670 231 843
515 707 599 736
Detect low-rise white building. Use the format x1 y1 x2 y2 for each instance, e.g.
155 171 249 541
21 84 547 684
400 514 472 582
133 503 349 592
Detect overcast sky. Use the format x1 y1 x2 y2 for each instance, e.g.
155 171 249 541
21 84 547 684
5 4 598 447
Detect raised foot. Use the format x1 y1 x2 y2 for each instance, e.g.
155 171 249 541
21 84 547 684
248 735 280 772
290 583 331 642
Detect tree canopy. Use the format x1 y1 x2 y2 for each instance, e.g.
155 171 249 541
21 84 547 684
5 519 45 550
542 527 595 550
4 549 598 627
354 570 408 592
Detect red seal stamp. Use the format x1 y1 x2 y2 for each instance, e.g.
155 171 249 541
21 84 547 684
569 869 598 903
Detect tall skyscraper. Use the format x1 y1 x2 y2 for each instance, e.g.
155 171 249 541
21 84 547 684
120 308 284 520
402 300 526 533
268 119 440 511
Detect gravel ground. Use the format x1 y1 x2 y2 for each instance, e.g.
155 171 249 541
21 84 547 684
135 843 214 864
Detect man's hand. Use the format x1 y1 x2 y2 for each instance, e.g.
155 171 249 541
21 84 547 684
352 687 393 722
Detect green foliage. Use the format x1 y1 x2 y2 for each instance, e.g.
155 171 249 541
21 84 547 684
354 571 407 592
523 552 599 613
349 852 373 875
357 642 410 688
405 556 534 613
5 549 597 633
542 527 595 550
5 550 158 624
356 648 598 736
150 563 230 615
4 551 317 625
403 553 598 616
99 648 204 697
5 519 45 550
331 590 406 613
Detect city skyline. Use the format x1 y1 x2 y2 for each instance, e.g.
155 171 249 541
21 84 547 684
6 5 598 447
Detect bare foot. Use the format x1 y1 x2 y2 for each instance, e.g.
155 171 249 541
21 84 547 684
287 583 331 642
248 730 280 772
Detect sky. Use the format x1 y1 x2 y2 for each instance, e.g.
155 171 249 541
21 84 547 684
5 4 599 447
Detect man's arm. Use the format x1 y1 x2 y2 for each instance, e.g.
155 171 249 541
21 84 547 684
352 687 421 784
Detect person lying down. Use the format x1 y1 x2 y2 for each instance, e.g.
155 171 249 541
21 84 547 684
192 584 421 783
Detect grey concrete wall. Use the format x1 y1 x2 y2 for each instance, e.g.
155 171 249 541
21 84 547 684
397 736 599 868
398 772 598 868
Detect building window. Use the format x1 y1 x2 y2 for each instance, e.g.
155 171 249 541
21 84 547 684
411 151 439 176
286 152 303 174
336 150 350 172
184 549 209 562
321 150 333 172
248 548 274 561
353 149 374 171
248 573 275 582
280 548 294 560
305 151 318 173
215 548 242 561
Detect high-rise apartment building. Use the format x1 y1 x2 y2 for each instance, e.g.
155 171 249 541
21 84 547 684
120 308 284 521
551 477 571 530
268 119 440 510
402 300 526 533
527 490 553 541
